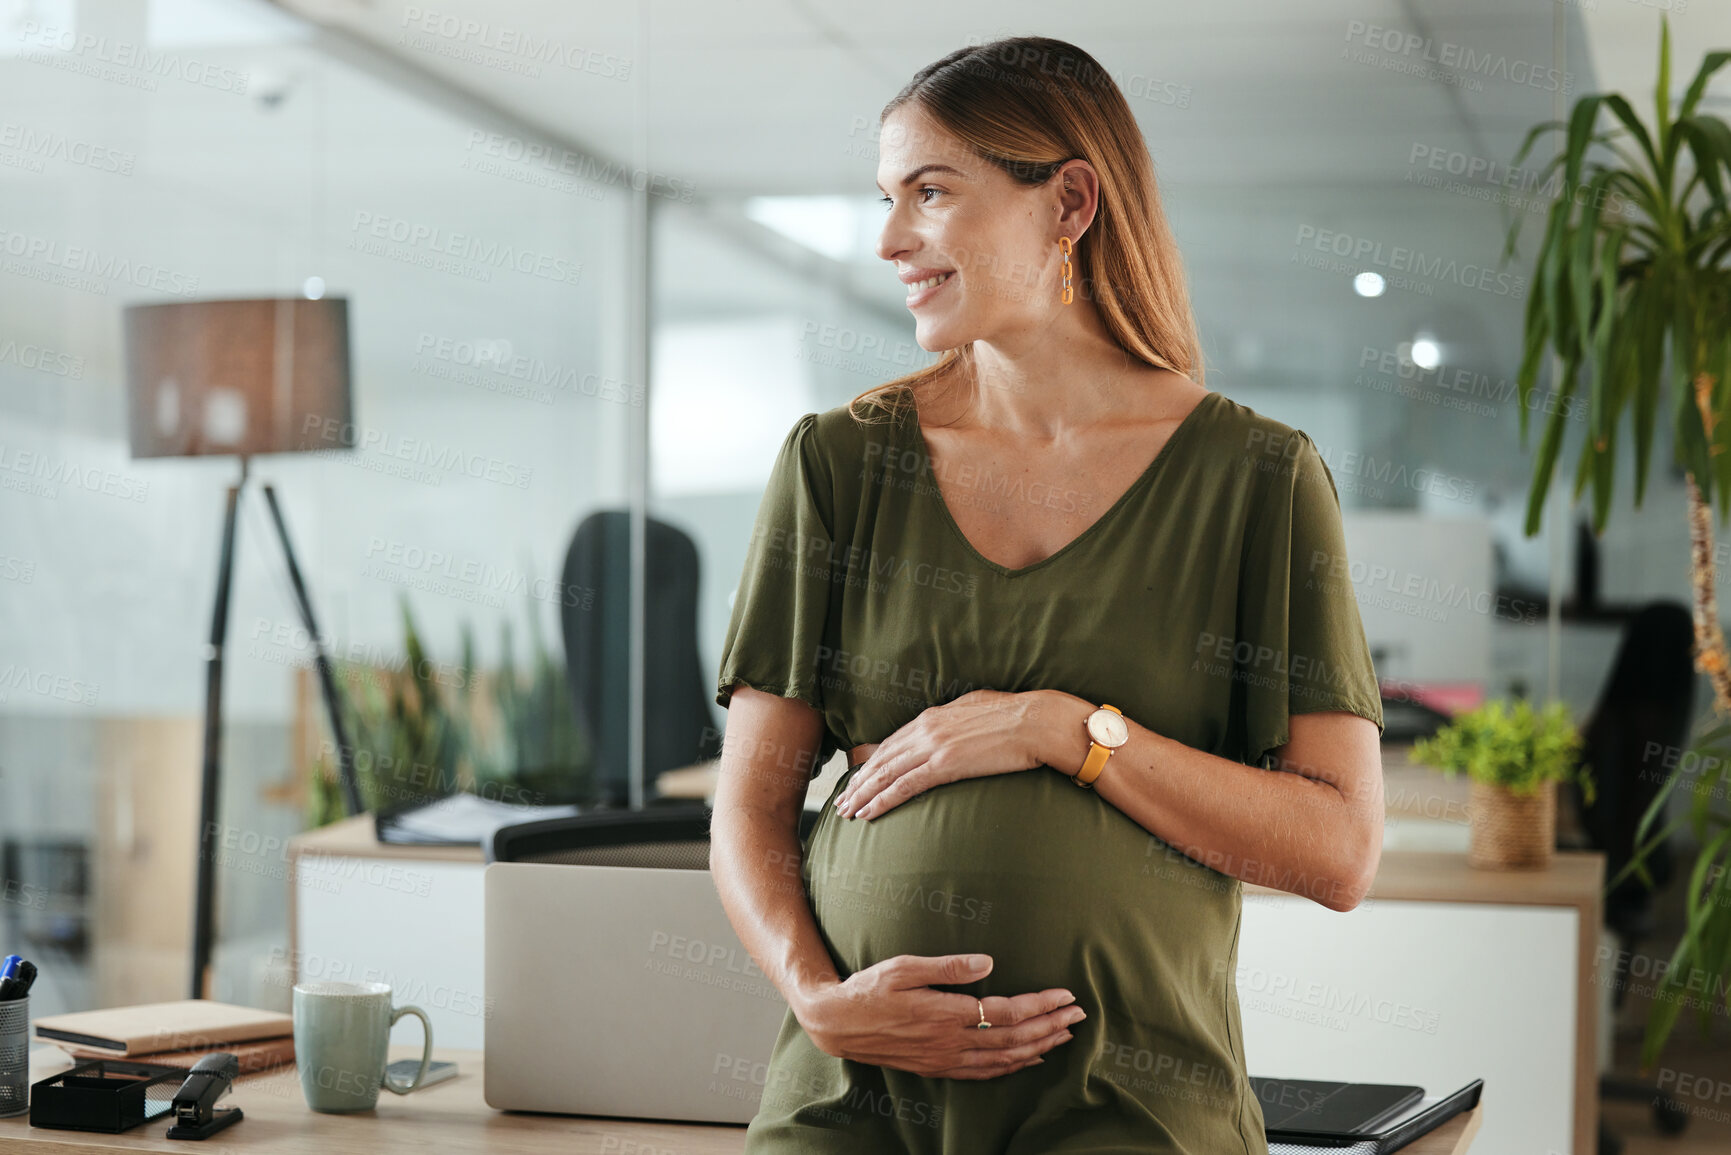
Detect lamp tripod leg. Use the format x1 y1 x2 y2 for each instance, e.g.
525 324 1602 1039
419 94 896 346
191 475 243 1001
260 484 362 819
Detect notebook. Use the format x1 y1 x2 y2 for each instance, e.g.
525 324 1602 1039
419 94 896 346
59 1032 296 1075
33 1000 293 1058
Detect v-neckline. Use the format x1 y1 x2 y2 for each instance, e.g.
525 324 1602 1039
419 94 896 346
900 390 1220 580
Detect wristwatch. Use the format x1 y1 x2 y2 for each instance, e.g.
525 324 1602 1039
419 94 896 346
1074 703 1127 789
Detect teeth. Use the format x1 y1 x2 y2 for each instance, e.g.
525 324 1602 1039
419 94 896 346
909 273 951 291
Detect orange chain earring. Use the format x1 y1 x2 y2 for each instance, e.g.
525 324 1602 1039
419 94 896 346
1058 236 1074 304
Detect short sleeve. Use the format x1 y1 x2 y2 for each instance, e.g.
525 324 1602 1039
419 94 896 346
714 412 843 776
1236 430 1385 769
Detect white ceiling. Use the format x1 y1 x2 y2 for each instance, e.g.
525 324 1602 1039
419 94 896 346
267 0 1730 194
263 0 1731 341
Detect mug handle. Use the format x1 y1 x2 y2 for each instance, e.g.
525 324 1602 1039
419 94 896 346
381 1004 434 1095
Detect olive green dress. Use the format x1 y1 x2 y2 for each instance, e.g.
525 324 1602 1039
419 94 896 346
714 390 1384 1154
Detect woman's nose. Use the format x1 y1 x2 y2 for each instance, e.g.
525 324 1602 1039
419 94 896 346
875 212 912 263
874 227 899 263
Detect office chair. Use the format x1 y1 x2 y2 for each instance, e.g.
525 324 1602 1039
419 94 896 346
1563 601 1696 1153
560 511 723 809
1377 691 1453 744
487 802 822 866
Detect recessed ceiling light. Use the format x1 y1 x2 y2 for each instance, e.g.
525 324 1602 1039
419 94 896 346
1353 271 1386 297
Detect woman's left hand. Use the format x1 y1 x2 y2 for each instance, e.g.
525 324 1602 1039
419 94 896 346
834 689 1049 820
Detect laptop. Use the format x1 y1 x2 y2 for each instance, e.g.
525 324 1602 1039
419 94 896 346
1256 1077 1484 1153
1254 1077 1424 1138
483 861 791 1123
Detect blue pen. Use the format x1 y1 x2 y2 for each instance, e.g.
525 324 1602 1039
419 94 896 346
4 960 36 1000
0 954 19 1001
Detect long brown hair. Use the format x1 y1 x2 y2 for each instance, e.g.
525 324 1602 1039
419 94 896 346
849 36 1204 425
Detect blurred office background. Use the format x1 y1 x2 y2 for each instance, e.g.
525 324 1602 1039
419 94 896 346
0 0 1727 1144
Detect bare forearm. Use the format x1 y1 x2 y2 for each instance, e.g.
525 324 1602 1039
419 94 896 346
710 799 841 1016
1033 690 1380 910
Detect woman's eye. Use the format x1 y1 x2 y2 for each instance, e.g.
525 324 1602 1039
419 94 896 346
879 187 940 211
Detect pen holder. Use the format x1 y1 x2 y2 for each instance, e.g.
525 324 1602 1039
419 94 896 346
0 996 27 1118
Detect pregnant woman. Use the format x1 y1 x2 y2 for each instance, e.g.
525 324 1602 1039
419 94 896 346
710 35 1385 1154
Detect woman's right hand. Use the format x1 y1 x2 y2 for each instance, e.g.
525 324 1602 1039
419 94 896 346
793 953 1085 1079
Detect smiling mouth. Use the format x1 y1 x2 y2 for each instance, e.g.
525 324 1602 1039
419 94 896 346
906 271 953 300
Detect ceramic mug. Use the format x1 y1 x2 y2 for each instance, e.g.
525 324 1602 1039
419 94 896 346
292 980 433 1112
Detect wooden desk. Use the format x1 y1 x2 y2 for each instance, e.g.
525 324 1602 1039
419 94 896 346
3 1044 1483 1153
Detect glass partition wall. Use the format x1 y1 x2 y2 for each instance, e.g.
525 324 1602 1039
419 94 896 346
0 0 632 1013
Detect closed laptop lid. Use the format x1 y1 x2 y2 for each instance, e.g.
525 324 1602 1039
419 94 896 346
1253 1077 1424 1136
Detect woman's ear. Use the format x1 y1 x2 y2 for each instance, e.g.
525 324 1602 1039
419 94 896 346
1053 159 1099 234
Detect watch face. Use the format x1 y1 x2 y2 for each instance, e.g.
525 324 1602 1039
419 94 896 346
1087 709 1128 747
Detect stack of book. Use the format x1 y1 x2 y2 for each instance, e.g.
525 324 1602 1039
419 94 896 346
32 999 295 1077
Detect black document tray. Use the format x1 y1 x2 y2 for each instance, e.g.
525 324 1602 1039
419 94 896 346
30 1058 185 1133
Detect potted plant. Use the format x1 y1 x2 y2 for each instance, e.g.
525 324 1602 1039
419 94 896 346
1411 700 1596 870
1501 13 1731 1064
308 594 595 826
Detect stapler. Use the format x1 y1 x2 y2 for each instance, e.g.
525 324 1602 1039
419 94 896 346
164 1053 243 1140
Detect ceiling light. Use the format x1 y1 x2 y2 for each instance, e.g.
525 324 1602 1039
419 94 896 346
1353 271 1386 298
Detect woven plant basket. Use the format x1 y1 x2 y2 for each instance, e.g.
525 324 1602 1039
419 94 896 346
1467 779 1556 870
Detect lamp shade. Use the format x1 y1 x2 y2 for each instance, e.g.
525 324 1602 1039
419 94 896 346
123 297 354 459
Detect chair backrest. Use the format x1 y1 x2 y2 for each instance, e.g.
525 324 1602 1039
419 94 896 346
560 511 722 808
488 802 823 867
1575 599 1697 933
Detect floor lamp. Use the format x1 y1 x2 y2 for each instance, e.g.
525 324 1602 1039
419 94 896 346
121 297 364 1000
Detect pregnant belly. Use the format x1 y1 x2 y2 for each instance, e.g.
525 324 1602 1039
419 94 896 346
802 766 1241 1006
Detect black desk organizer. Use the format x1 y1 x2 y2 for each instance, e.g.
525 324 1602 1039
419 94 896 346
30 1058 185 1132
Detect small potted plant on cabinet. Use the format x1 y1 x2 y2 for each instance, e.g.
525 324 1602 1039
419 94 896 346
1411 699 1597 870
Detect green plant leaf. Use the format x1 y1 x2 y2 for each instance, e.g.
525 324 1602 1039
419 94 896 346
1524 359 1578 537
1571 412 1597 508
1564 95 1604 196
1640 979 1685 1073
1655 15 1674 192
1504 121 1581 266
1629 277 1660 505
1570 181 1604 419
1675 117 1731 208
1678 50 1731 122
1637 822 1730 1069
1592 419 1618 532
1699 867 1731 1018
1602 93 1661 177
1539 195 1572 358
